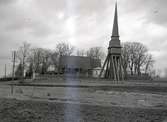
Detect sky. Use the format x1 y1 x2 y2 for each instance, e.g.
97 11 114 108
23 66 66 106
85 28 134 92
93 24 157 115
0 0 167 77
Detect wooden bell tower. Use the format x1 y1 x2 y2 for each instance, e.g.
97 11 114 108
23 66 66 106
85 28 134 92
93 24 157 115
99 3 124 81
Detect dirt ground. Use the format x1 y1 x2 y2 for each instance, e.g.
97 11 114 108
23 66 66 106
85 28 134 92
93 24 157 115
0 98 167 122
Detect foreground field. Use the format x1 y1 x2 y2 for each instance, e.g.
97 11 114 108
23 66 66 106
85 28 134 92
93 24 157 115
1 84 167 109
0 78 167 121
0 98 167 122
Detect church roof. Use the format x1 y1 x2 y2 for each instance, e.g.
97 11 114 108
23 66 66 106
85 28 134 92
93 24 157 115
60 56 101 70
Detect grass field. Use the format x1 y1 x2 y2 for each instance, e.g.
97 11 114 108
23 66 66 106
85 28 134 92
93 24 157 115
0 78 167 121
0 98 167 122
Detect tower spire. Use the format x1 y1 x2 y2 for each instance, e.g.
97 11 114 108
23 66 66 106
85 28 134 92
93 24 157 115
112 2 119 37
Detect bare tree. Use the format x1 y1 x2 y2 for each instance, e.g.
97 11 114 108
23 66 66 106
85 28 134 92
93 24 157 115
144 54 154 74
41 49 52 74
86 47 105 60
27 47 52 77
122 42 153 76
55 42 75 73
56 42 75 56
133 42 148 75
16 42 31 78
28 48 44 74
164 68 167 78
128 42 138 75
50 51 59 70
121 42 131 78
76 49 86 56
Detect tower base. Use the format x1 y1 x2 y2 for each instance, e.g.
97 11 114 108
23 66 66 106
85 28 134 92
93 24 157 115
99 54 124 82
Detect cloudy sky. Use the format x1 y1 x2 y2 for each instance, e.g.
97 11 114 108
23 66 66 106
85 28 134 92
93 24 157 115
0 0 167 77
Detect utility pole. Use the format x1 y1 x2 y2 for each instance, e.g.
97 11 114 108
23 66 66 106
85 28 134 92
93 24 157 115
12 51 16 80
4 64 6 78
11 51 16 95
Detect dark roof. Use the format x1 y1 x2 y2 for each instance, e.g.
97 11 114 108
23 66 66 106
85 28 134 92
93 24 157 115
60 56 101 69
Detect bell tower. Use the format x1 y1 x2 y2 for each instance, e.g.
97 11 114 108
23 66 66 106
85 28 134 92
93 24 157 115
99 3 124 81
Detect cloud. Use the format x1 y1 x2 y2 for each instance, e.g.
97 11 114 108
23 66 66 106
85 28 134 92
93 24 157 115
120 0 167 26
